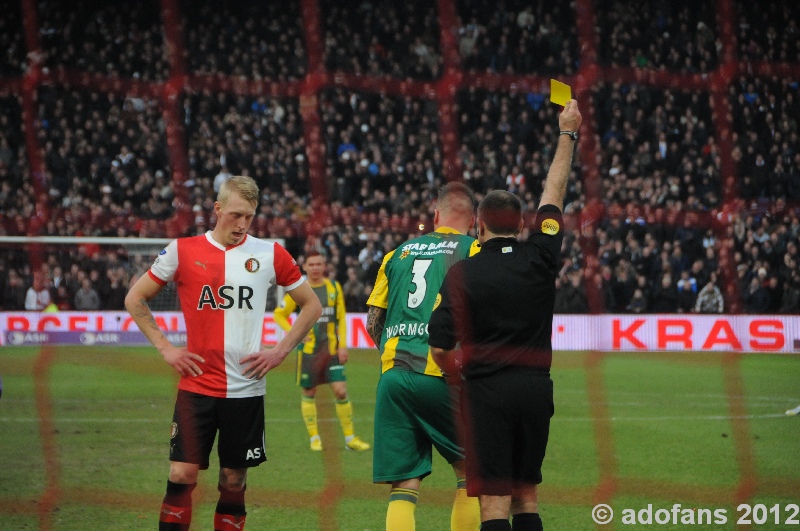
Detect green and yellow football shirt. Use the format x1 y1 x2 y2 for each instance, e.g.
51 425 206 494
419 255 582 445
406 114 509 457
274 278 346 356
367 227 480 375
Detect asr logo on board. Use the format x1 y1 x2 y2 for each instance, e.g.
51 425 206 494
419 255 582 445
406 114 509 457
541 218 560 235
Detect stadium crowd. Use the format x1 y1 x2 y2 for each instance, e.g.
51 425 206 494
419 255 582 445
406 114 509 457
457 0 578 76
1 0 799 315
38 0 169 81
595 0 719 72
183 0 307 81
322 0 442 79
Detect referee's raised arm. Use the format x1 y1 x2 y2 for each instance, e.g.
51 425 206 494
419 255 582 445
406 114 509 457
538 99 582 211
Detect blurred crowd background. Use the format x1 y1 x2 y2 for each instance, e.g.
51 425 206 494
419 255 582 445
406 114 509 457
0 0 799 314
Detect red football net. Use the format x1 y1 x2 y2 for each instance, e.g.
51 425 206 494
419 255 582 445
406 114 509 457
2 0 799 528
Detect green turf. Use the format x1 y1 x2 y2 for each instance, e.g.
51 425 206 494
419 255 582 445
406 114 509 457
0 347 798 530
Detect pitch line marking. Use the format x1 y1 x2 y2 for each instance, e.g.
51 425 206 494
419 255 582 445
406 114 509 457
0 413 791 423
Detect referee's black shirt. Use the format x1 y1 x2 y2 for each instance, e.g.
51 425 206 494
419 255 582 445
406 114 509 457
428 204 563 378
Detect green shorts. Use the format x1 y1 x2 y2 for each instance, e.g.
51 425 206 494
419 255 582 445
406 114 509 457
296 348 346 389
373 368 463 483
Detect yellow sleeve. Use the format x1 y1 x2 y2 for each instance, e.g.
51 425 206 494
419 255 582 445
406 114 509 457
272 292 298 332
469 239 481 256
366 250 394 309
335 281 347 347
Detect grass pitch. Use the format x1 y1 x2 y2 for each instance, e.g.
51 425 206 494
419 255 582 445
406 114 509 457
0 346 798 530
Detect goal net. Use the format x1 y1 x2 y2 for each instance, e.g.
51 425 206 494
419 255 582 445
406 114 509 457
0 235 283 316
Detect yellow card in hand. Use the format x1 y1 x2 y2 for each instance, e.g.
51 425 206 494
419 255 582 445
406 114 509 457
550 79 571 106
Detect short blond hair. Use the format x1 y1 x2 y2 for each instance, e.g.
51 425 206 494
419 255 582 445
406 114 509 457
437 182 475 217
218 175 259 208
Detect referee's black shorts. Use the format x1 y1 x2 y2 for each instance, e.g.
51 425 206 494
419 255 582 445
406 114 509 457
462 368 553 496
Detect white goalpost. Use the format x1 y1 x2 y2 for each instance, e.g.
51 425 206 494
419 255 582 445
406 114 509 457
0 235 290 347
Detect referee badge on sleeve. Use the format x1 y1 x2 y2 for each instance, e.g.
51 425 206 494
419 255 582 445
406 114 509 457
541 218 560 235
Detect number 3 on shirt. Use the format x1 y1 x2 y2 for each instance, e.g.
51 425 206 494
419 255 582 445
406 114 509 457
407 259 433 308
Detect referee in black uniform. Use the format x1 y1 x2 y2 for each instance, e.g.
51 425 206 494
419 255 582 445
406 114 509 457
429 99 582 531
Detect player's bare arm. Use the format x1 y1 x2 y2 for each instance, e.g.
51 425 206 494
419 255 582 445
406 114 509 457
366 305 386 349
538 99 582 211
241 281 322 379
125 274 205 377
335 285 348 363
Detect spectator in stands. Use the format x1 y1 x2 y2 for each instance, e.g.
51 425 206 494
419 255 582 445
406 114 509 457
102 267 128 310
361 253 381 289
765 275 782 313
25 273 51 311
554 270 589 313
74 277 101 310
743 274 770 313
694 273 724 314
676 270 698 293
626 288 648 314
633 273 651 304
593 269 616 312
65 264 85 297
650 274 679 313
213 166 233 194
50 265 65 290
611 264 635 311
3 269 27 310
779 273 800 313
688 259 710 292
669 242 690 275
53 284 73 311
677 279 697 313
342 266 367 312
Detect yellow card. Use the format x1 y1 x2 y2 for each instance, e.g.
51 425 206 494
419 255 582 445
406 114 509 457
550 79 571 106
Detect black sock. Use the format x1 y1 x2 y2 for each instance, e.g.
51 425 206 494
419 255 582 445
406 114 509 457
481 519 512 531
216 483 247 517
512 512 543 530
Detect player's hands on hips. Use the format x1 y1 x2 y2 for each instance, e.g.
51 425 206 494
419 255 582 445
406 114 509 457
240 347 289 379
558 99 582 133
161 345 205 377
337 347 348 364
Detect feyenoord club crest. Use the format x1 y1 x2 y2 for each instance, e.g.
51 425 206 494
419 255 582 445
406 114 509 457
244 258 260 273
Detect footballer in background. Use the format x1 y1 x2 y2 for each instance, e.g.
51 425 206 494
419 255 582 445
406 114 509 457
274 250 370 452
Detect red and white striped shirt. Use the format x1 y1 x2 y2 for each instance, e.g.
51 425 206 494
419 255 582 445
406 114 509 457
149 232 303 398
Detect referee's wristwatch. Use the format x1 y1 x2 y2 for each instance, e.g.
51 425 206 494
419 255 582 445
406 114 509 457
559 130 578 141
